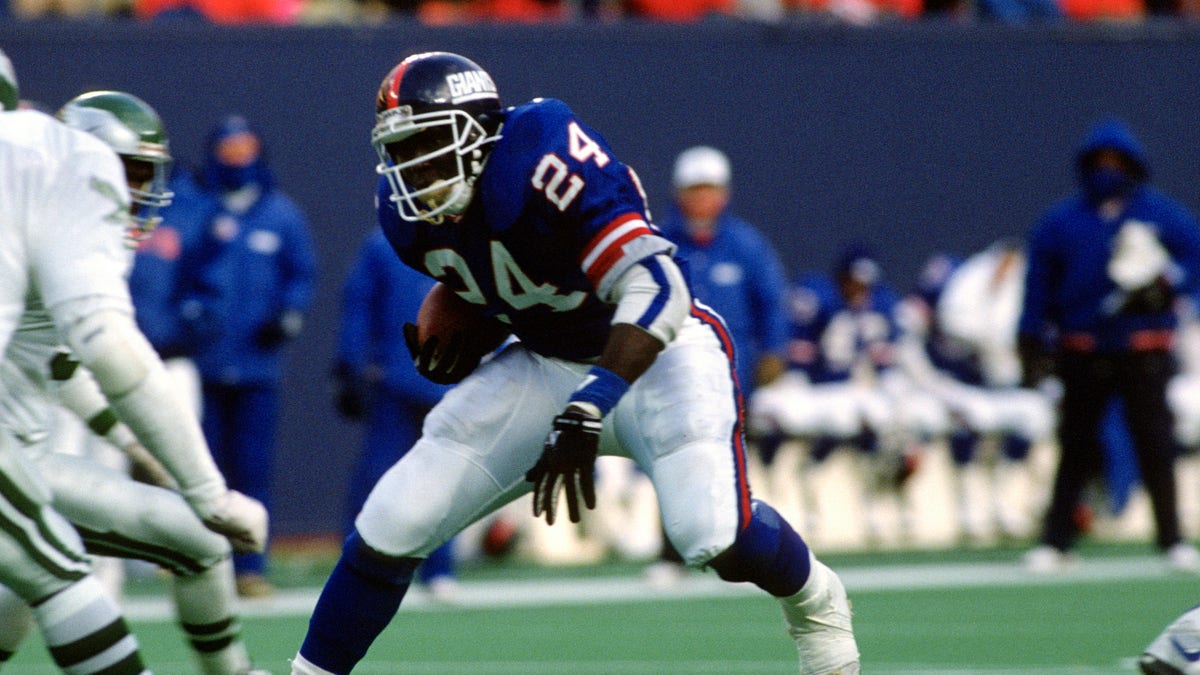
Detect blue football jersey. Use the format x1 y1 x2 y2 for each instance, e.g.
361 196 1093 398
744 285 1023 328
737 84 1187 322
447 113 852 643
784 273 901 383
378 98 676 361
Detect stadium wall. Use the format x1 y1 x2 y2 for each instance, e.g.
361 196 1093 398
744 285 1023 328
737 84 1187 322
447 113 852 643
5 21 1200 536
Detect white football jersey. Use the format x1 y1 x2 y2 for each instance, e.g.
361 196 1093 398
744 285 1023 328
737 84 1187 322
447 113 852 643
0 359 51 448
0 109 226 486
0 109 133 360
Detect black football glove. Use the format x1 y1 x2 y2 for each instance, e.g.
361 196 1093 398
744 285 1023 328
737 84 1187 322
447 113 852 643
331 361 369 420
402 322 480 385
526 404 602 526
1017 334 1055 389
1120 277 1174 315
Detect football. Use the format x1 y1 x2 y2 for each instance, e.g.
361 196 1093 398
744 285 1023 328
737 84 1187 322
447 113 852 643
479 514 521 558
416 282 509 356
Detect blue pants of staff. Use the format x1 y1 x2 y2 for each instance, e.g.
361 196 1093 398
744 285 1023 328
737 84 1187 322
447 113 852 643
202 382 278 577
344 385 454 584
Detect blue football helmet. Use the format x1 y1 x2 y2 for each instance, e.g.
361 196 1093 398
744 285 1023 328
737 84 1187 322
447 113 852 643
372 51 503 224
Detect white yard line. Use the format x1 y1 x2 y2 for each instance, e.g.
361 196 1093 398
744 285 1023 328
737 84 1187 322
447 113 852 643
120 554 1182 622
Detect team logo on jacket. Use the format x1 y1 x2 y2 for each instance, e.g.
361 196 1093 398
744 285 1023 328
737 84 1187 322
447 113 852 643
248 229 281 255
711 262 744 286
213 215 239 242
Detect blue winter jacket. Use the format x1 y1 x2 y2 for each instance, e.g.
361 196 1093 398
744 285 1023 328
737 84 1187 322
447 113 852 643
659 206 789 391
129 171 210 358
176 173 318 385
336 229 449 407
1019 118 1200 352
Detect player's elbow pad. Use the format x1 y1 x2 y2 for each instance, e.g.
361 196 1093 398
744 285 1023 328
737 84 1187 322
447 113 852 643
61 309 153 399
610 255 691 345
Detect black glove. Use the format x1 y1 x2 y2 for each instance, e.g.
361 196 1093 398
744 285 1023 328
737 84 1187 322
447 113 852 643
402 322 481 385
331 361 369 420
255 310 303 349
526 404 602 526
179 297 219 349
1120 277 1174 315
1017 334 1054 389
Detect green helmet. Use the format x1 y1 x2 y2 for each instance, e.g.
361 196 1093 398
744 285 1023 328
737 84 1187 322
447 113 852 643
57 90 173 242
0 49 18 111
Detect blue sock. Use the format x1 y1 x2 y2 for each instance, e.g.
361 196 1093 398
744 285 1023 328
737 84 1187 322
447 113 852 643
810 437 839 463
707 500 812 597
950 429 977 466
1002 434 1032 462
300 531 420 673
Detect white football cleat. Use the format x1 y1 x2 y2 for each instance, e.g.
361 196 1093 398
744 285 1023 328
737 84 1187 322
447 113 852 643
644 560 689 589
1023 544 1080 575
1140 605 1200 674
782 555 860 675
425 575 461 604
291 653 337 675
1166 543 1200 574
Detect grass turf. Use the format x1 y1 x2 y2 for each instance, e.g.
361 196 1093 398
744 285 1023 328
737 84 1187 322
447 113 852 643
5 541 1193 673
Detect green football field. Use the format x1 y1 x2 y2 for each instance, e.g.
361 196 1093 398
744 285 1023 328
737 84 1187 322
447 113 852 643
7 542 1196 673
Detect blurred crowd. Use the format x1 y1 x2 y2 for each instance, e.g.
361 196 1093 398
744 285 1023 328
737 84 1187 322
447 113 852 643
6 0 1199 28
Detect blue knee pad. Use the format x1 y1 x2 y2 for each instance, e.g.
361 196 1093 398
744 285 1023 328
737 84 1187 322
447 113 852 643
707 500 811 597
1002 434 1032 462
854 428 879 454
810 436 839 463
950 429 977 466
300 531 421 673
756 430 785 466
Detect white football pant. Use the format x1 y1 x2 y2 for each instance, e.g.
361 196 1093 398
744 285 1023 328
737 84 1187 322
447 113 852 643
356 316 745 567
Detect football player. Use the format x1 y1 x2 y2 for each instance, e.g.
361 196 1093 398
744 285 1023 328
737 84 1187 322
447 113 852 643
291 51 858 675
895 246 1055 544
0 63 265 673
1140 603 1200 674
0 55 152 675
749 244 918 544
0 90 269 675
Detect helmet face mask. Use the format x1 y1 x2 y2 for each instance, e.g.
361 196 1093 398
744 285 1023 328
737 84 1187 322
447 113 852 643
372 52 502 224
57 91 173 245
121 154 172 242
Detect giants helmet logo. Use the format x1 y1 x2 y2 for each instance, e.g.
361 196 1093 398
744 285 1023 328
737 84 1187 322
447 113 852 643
445 70 497 104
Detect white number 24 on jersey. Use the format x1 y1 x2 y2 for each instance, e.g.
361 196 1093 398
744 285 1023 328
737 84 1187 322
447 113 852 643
424 243 587 315
422 123 608 313
530 122 609 213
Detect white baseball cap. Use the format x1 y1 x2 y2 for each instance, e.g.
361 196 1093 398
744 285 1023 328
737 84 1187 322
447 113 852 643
673 145 730 189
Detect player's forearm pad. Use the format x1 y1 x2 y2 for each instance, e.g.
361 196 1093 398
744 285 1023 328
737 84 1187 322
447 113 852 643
65 309 226 508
